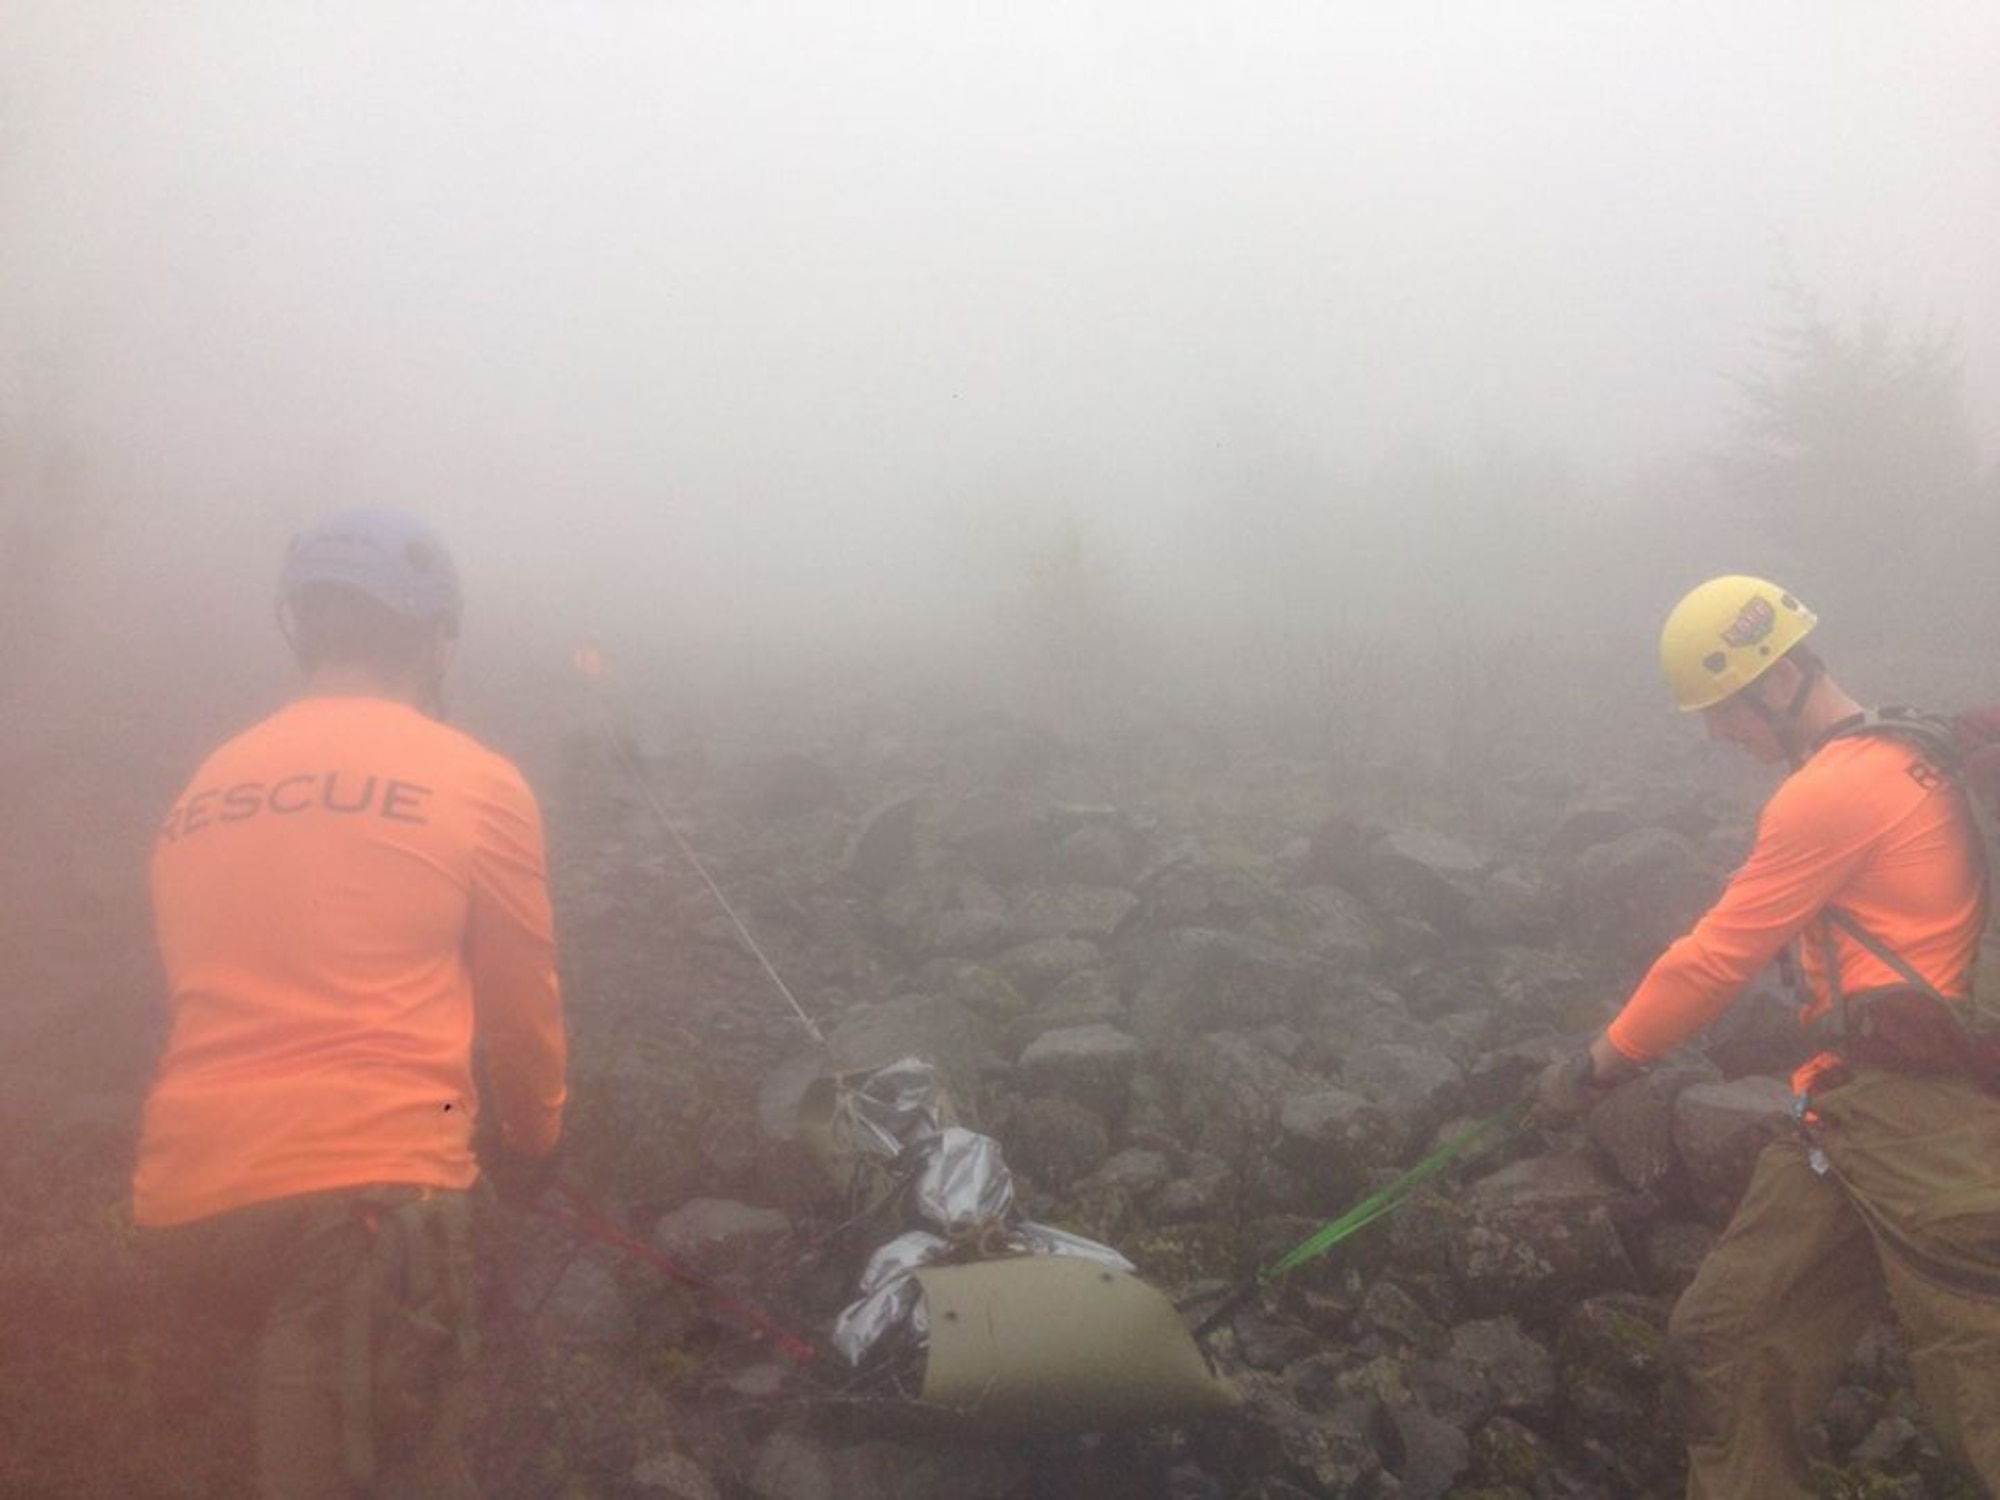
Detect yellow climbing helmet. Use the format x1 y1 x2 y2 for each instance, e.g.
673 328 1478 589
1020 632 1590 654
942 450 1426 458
1659 575 1817 711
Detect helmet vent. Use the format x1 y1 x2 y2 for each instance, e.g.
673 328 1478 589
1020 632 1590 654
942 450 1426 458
1703 651 1727 675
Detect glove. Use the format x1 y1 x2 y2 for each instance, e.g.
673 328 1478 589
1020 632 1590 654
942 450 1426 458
485 1139 563 1207
1530 1050 1610 1125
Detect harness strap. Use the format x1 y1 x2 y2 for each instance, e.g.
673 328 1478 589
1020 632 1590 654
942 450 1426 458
1803 708 1977 1050
1824 906 1949 1003
1815 914 1853 1043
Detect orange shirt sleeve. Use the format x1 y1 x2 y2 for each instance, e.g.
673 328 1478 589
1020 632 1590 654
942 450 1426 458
469 764 568 1157
1605 758 1877 1064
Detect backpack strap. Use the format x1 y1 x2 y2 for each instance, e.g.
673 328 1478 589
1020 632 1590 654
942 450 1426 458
1822 906 1950 1004
1802 708 1971 1047
1812 705 1960 764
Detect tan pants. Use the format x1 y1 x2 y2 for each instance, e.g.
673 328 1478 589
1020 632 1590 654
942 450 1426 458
1668 1067 2000 1498
148 1185 478 1500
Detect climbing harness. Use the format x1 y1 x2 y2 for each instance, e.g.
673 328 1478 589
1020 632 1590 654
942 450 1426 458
1801 708 2000 1087
1186 1099 1528 1342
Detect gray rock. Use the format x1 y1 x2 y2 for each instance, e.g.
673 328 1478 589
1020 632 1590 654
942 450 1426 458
1010 883 1139 942
1361 828 1490 928
1055 822 1131 885
1293 982 1435 1074
938 789 1060 885
1127 928 1328 1040
842 794 928 889
1232 1309 1320 1372
1136 841 1273 929
1356 1278 1446 1354
1170 1032 1322 1167
1001 1095 1111 1189
1643 1219 1718 1297
1567 826 1716 964
712 1360 792 1402
1544 802 1642 856
745 1428 1030 1500
1273 1086 1400 1199
1465 863 1565 940
1093 1147 1173 1197
991 937 1103 998
1036 966 1126 1024
1556 1294 1678 1495
1445 1315 1555 1423
1451 1153 1641 1319
920 960 1032 1024
1338 1042 1465 1147
1672 1075 1792 1221
629 1450 725 1500
1384 1399 1473 1499
1276 885 1382 968
652 1198 793 1269
927 907 1014 957
535 1255 629 1344
1155 1153 1238 1223
1587 1058 1718 1199
1466 1413 1563 1492
1401 1355 1491 1430
881 874 1012 959
1852 1414 1923 1468
822 994 993 1077
1018 1022 1144 1106
1232 1390 1393 1497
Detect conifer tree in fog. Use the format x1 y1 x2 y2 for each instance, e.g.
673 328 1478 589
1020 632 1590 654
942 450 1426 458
1715 285 1985 639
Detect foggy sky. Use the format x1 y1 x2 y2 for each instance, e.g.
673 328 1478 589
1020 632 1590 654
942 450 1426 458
3 1 1996 655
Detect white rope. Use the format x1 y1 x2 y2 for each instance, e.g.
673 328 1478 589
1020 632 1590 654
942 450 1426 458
589 692 827 1046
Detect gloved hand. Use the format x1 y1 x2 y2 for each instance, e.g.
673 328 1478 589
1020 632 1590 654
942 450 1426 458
485 1139 563 1207
1530 1050 1610 1125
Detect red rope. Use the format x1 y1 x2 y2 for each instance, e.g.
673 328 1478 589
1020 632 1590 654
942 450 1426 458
533 1180 820 1368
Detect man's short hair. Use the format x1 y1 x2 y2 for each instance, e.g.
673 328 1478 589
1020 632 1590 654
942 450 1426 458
288 582 436 675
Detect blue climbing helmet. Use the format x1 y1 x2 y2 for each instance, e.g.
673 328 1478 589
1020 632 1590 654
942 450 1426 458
277 507 462 632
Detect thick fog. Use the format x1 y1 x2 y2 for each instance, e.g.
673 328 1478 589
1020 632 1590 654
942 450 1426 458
8 14 2000 1493
3 1 1997 712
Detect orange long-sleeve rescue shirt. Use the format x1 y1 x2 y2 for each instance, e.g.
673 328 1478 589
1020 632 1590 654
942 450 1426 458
1605 732 1982 1082
134 695 568 1228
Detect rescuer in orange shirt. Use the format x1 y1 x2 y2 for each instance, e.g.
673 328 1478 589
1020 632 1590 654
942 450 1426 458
1533 576 2000 1497
136 506 567 1498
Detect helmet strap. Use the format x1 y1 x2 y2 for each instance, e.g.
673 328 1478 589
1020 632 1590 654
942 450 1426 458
275 597 305 669
1751 654 1823 769
421 669 451 722
419 629 455 722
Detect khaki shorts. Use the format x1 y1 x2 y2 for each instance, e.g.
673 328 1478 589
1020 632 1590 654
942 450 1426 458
148 1185 477 1500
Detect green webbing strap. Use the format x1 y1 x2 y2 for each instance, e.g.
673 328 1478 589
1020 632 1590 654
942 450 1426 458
1189 1099 1527 1342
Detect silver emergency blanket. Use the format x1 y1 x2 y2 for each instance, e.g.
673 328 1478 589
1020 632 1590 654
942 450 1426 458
914 1126 1015 1232
829 1230 946 1361
827 1064 1131 1366
837 1056 950 1160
